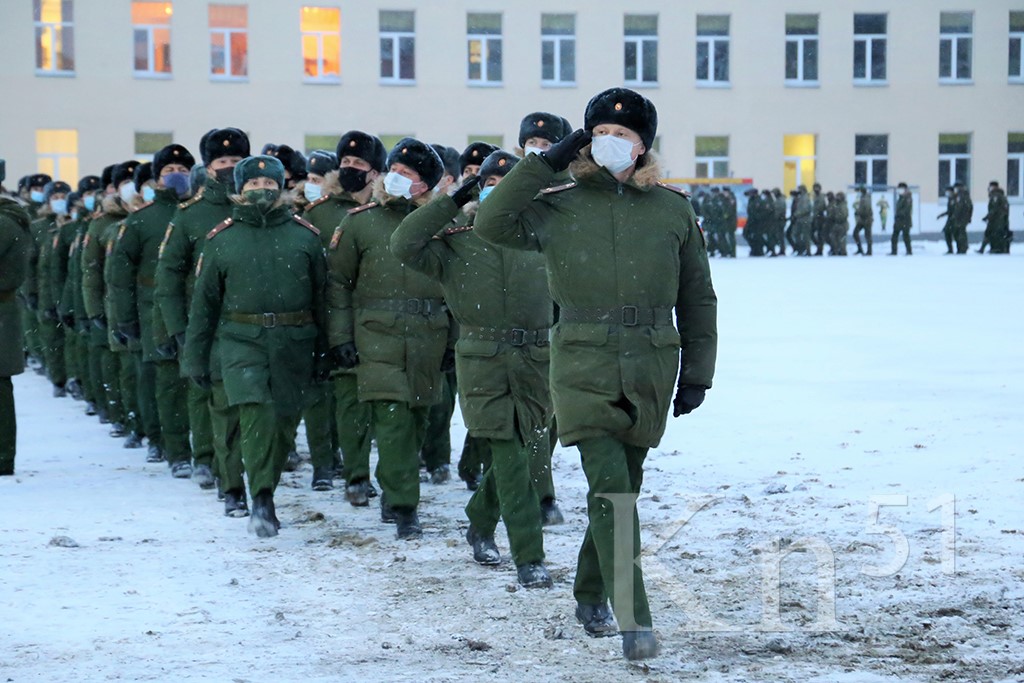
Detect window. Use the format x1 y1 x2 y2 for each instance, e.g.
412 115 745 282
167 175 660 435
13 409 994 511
938 134 971 194
1010 12 1024 82
854 135 889 189
541 14 575 86
624 14 658 85
34 0 74 75
783 134 816 193
695 136 729 179
209 4 247 80
854 13 886 83
304 134 339 155
696 15 729 85
36 129 78 182
301 6 340 83
132 2 172 77
379 134 414 153
379 11 415 83
467 13 502 85
134 132 173 161
939 12 972 82
1008 133 1024 199
785 14 819 85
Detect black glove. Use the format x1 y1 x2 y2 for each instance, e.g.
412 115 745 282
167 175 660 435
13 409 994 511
191 374 212 391
119 321 141 342
91 316 107 331
26 294 39 311
542 128 592 173
673 385 706 417
314 352 332 383
440 348 456 373
451 175 480 208
155 337 177 360
330 343 358 369
61 313 75 329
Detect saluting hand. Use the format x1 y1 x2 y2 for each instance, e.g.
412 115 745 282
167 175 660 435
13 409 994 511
451 175 480 208
542 128 592 173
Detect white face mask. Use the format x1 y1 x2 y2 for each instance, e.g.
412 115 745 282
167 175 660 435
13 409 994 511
304 182 323 203
524 145 545 157
50 198 68 215
119 182 137 203
384 171 414 199
591 134 640 174
141 186 156 202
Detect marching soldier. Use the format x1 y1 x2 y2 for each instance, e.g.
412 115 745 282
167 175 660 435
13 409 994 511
475 87 718 660
810 183 827 256
829 191 849 256
890 183 913 255
771 188 787 256
1 188 31 476
951 182 972 254
852 186 873 256
791 186 813 256
982 182 1011 254
937 186 956 254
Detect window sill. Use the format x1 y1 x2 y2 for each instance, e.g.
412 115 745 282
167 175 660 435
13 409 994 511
1008 77 1024 84
35 70 75 78
785 80 820 88
696 80 731 89
624 81 659 89
380 78 417 86
133 72 173 80
210 75 249 83
541 81 577 88
853 79 888 87
303 77 341 85
938 78 973 85
467 81 504 88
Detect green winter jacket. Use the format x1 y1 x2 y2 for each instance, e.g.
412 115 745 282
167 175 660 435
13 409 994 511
474 152 718 448
895 192 913 229
299 171 363 251
0 199 32 377
182 201 328 417
391 195 552 443
326 181 450 407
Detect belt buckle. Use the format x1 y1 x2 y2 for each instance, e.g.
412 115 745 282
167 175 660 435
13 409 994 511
509 328 527 346
406 298 422 315
262 312 277 328
621 305 639 327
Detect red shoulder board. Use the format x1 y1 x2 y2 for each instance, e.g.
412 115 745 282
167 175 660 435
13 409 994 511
116 223 127 241
442 225 474 237
52 234 60 249
540 182 577 195
346 201 378 215
292 216 320 236
307 195 331 210
206 217 234 240
158 224 174 259
329 226 343 250
83 233 91 250
656 182 691 198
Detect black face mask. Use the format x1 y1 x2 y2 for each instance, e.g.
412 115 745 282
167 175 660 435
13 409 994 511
337 167 370 193
213 167 236 192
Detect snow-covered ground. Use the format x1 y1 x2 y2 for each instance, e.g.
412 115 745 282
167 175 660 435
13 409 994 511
3 243 1023 683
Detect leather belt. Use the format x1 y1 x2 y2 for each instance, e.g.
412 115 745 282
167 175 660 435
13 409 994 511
461 326 550 347
361 297 444 316
559 306 673 327
225 311 313 328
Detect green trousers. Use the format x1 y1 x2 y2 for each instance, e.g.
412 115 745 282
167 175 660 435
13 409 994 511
210 381 244 493
300 380 335 470
573 435 652 630
154 360 191 464
21 305 43 363
39 317 66 387
118 350 142 436
63 324 79 385
459 423 557 503
371 400 427 510
133 353 159 442
99 345 123 424
891 224 912 254
465 437 545 566
187 383 215 468
458 433 491 482
0 377 14 474
239 402 292 497
333 373 372 485
421 371 456 470
77 329 96 404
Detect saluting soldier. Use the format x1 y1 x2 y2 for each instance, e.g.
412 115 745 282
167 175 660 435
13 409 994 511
182 155 328 537
0 190 32 476
475 88 718 660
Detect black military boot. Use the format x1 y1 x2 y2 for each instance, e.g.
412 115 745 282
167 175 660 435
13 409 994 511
516 562 553 589
146 443 164 463
248 490 278 538
171 460 193 479
123 432 144 449
84 401 98 416
97 407 110 424
466 526 501 565
394 508 422 540
192 463 216 489
622 630 659 661
224 489 249 517
282 449 301 472
540 498 565 526
345 479 370 507
379 492 397 523
52 383 66 398
311 466 334 491
429 464 450 485
461 471 482 491
66 378 84 401
575 601 618 637
109 422 127 438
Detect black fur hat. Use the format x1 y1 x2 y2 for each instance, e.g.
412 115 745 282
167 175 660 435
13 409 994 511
101 165 116 190
430 144 460 180
133 162 154 192
153 144 196 178
28 173 52 189
203 128 251 164
583 87 658 150
113 161 141 188
306 150 338 177
337 131 387 172
67 191 82 208
266 144 306 181
260 143 278 156
43 181 72 200
198 129 216 165
478 150 520 181
518 112 566 148
77 175 102 193
386 138 444 188
459 142 499 175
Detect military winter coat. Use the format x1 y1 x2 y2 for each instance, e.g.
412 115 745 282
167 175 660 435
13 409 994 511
327 182 450 407
855 194 873 226
391 196 552 443
182 201 328 417
81 197 128 322
474 152 718 448
894 193 913 230
299 171 362 251
0 199 31 377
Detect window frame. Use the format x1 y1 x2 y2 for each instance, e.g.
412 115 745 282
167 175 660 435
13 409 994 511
854 135 889 189
1010 23 1023 83
623 21 658 87
937 135 972 196
466 15 503 87
695 136 729 179
34 0 75 76
785 39 819 85
541 15 576 88
132 7 173 80
939 13 973 84
853 14 887 86
209 20 248 81
301 7 341 85
695 16 730 87
35 129 79 183
1008 152 1024 200
379 11 415 85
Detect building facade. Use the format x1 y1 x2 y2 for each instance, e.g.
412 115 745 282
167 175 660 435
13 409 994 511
1 0 1022 224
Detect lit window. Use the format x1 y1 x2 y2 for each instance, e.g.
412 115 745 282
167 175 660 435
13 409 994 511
541 14 575 86
301 6 341 83
210 4 247 80
34 0 74 75
854 14 887 83
783 134 817 193
938 134 971 194
939 12 972 82
132 2 172 77
696 15 729 85
1009 12 1024 82
624 14 658 85
695 136 729 179
854 135 889 188
785 14 819 85
467 13 502 85
135 132 173 161
36 129 79 182
380 10 415 83
1008 133 1024 199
